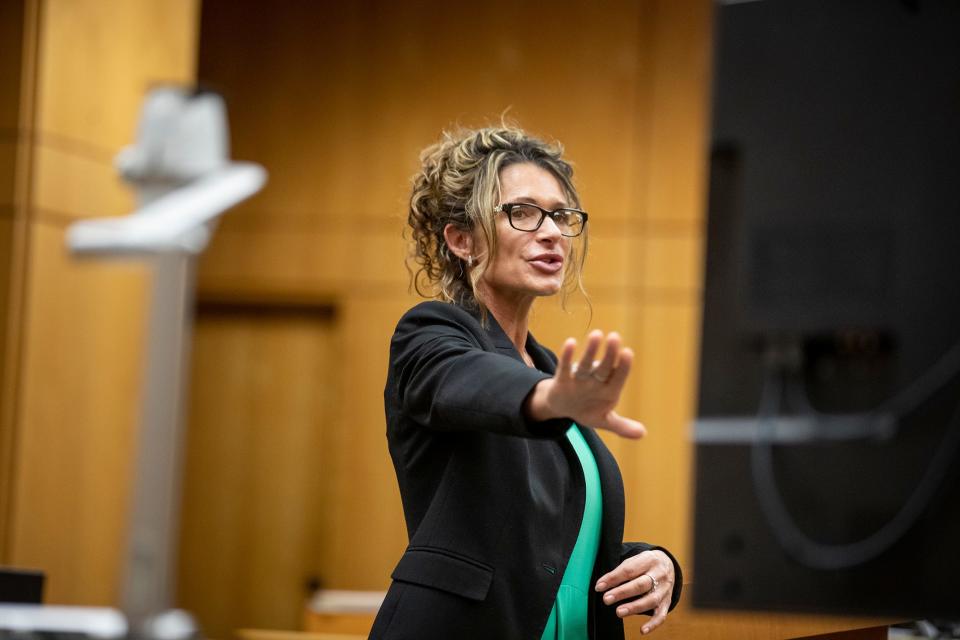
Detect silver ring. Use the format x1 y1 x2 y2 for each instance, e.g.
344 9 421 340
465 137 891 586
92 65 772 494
572 363 591 379
644 573 659 594
591 371 610 383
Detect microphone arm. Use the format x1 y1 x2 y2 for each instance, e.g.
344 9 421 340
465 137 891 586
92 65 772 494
64 87 266 630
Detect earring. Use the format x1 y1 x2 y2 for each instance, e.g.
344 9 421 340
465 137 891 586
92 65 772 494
467 255 474 267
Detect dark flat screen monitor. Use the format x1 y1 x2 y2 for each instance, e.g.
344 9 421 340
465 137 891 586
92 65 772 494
692 0 960 619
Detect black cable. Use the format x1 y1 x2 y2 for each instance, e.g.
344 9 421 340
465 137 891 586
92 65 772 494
782 338 960 442
750 354 960 570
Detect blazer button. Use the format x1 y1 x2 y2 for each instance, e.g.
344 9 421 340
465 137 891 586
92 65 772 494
541 562 557 575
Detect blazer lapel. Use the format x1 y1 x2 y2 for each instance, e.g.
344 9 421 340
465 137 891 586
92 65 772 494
477 311 528 363
526 332 558 374
480 311 559 374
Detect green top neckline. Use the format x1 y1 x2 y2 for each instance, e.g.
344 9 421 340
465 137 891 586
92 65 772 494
540 424 603 640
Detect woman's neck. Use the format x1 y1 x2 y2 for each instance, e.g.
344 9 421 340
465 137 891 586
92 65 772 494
479 288 535 361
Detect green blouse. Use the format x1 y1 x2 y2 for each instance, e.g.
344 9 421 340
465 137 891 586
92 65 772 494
540 424 603 640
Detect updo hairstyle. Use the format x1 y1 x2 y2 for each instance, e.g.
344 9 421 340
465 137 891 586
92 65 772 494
406 124 588 316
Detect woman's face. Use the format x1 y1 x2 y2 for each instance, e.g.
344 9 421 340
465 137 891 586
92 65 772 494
478 162 572 306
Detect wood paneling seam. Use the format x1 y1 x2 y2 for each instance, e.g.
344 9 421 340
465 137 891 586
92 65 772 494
216 212 406 232
34 130 116 164
0 128 115 165
29 207 88 228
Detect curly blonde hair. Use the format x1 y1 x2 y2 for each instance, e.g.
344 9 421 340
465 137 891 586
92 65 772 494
406 125 588 318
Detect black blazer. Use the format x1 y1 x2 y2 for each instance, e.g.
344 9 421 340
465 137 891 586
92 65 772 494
370 301 682 640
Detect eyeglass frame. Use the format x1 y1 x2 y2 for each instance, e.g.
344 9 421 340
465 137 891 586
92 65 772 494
493 202 589 237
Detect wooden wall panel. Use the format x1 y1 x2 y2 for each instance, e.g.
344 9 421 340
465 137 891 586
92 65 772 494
642 233 705 294
580 232 641 294
0 211 14 554
0 0 27 558
32 144 131 221
0 142 16 205
317 293 416 591
2 0 200 605
36 0 199 152
627 301 701 558
195 0 655 298
1 0 35 563
642 0 714 228
178 310 340 639
0 215 11 291
625 0 713 570
0 0 26 139
11 224 149 604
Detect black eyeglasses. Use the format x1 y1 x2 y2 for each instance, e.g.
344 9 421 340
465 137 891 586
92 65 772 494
494 202 589 237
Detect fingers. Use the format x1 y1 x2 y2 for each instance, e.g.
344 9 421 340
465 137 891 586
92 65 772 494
556 332 647 439
607 346 633 388
595 552 654 592
604 573 667 625
590 332 621 382
596 551 674 631
598 570 670 631
569 331 626 384
612 591 661 621
575 330 603 378
601 572 656 606
603 412 646 439
557 338 576 380
640 596 671 634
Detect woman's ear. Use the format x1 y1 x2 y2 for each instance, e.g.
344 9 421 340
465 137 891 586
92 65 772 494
443 223 474 261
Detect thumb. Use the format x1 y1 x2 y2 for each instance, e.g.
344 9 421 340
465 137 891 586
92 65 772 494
602 412 647 439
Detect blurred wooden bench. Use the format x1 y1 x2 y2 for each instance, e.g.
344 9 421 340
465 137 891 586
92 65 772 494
623 587 900 639
289 586 900 639
238 629 366 640
302 589 382 636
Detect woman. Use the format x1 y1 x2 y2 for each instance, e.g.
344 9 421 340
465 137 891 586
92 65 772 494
370 126 682 639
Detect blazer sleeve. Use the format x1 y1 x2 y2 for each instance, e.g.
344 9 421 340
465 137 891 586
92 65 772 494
621 542 683 613
390 301 570 438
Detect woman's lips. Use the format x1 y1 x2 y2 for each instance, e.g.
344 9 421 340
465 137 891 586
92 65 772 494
528 256 564 274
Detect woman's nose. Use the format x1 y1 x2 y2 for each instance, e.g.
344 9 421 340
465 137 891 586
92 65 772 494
537 214 563 240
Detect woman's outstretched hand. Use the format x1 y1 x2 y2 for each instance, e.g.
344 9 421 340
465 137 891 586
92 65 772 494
525 330 646 439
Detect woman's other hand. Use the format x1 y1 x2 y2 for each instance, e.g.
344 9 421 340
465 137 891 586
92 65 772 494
595 550 676 634
525 330 646 439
